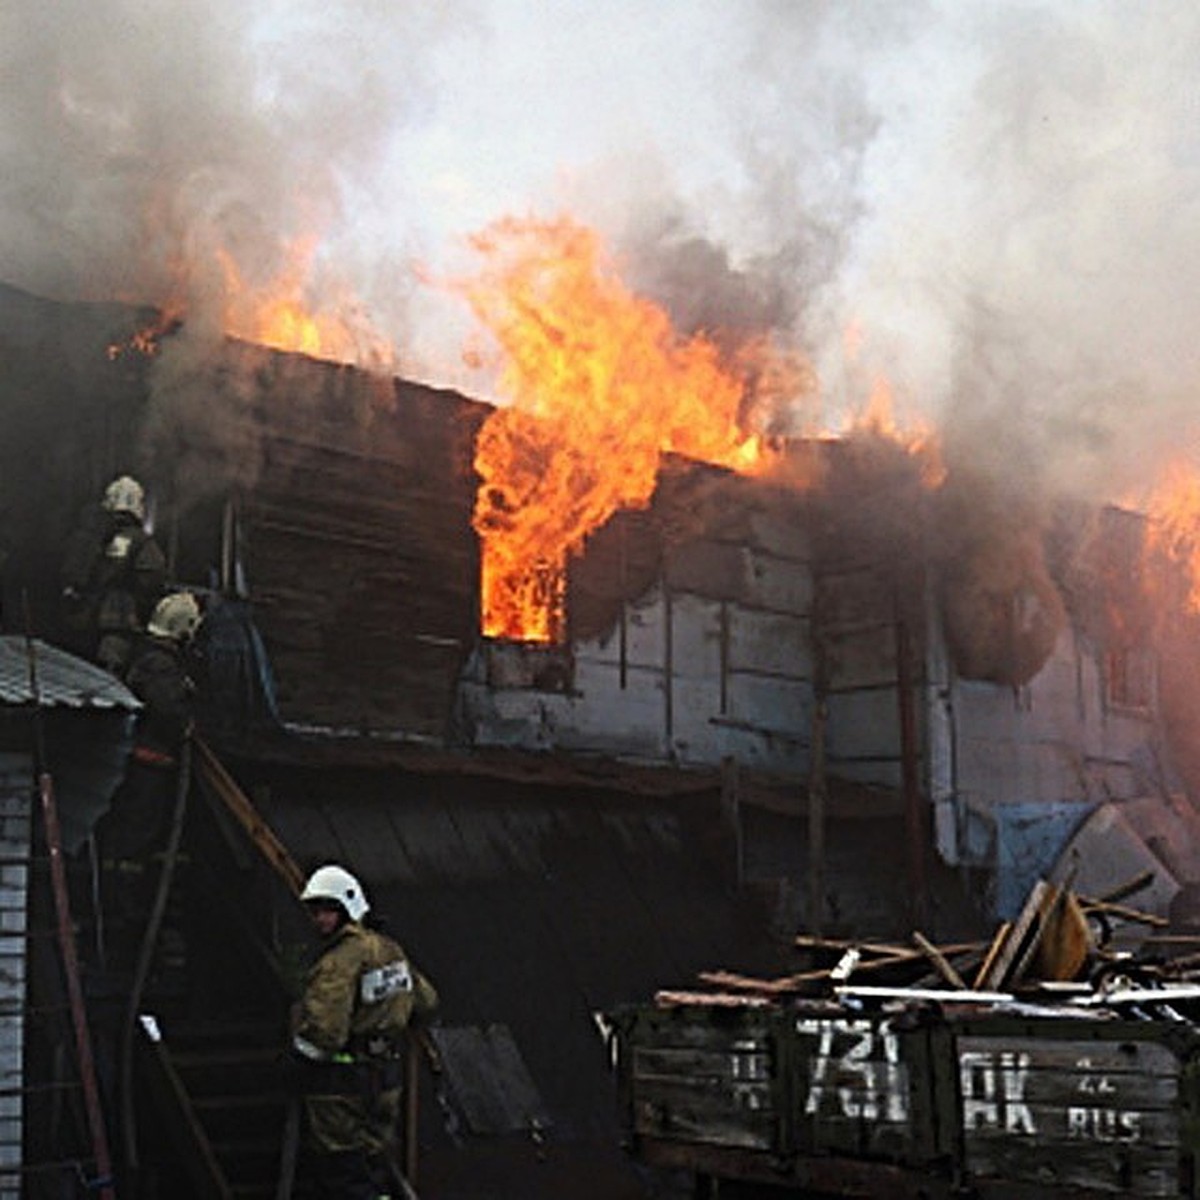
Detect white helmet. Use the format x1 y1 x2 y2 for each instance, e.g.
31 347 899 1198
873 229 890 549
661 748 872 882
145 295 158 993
103 475 146 521
147 591 203 641
301 864 370 922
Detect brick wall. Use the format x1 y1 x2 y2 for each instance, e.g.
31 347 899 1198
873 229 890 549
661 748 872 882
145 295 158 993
0 753 30 1200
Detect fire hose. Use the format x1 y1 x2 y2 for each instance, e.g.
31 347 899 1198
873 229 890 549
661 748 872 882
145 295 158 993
120 737 192 1175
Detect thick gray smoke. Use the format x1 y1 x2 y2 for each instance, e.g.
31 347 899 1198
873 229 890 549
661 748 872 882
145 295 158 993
3 1 1199 502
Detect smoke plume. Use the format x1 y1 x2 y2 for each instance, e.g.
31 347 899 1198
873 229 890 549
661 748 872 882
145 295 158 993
3 1 1199 502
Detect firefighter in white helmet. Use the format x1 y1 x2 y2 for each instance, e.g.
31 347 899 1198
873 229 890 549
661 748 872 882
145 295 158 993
292 863 438 1198
94 591 205 972
60 473 167 674
126 591 204 765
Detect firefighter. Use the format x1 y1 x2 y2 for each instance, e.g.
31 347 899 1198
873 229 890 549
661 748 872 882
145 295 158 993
123 590 204 770
292 864 438 1199
95 591 204 972
60 474 167 675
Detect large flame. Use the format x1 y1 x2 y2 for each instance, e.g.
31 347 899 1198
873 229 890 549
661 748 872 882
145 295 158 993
1141 457 1200 613
460 215 765 642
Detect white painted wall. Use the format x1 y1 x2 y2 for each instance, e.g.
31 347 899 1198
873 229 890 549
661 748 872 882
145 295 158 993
461 516 1159 895
460 536 817 778
930 618 1159 870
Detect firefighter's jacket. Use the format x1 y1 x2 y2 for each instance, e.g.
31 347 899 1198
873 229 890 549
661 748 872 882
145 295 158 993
125 634 193 762
61 508 166 632
292 922 438 1065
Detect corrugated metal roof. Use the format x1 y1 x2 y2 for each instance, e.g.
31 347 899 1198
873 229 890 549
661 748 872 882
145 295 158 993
0 637 141 710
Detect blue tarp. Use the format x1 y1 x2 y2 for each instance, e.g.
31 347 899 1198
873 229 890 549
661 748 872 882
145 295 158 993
993 801 1097 919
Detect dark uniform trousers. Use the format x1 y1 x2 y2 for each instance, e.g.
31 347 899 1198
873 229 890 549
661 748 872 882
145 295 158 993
303 1055 404 1199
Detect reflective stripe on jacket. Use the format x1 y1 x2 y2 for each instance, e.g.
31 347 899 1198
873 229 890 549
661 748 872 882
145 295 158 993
292 922 438 1062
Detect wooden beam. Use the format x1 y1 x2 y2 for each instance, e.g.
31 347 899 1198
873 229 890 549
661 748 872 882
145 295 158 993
136 1022 232 1200
912 931 967 989
193 737 305 896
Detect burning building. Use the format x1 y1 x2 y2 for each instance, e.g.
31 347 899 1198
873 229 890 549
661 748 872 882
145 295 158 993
2 235 1200 1196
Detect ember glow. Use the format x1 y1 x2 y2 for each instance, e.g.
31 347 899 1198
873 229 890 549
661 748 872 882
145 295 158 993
460 215 766 642
1142 458 1200 613
106 320 172 361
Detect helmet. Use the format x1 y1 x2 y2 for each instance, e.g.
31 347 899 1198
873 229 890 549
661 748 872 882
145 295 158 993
147 591 203 641
103 475 146 521
301 864 370 922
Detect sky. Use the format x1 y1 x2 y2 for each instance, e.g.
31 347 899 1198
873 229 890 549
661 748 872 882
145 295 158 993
3 0 1200 502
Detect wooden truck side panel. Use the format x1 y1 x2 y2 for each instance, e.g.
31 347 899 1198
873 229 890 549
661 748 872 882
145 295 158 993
614 1002 1200 1198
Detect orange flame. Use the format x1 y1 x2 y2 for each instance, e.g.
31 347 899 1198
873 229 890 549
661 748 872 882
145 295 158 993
106 309 183 361
459 215 765 642
851 375 946 489
217 238 395 370
1141 458 1200 613
102 209 397 370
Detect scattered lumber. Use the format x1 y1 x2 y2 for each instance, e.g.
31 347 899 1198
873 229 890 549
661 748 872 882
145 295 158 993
675 874 1193 1009
696 943 984 999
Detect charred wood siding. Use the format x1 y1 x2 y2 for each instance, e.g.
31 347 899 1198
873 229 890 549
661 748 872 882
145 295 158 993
240 378 487 740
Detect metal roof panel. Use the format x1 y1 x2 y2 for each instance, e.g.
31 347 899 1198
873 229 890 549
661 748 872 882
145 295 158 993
0 637 141 711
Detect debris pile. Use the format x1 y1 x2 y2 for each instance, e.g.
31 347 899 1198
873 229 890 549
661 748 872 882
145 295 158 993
656 870 1200 1014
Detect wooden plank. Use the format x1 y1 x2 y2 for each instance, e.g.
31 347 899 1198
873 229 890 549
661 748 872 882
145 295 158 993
633 1046 771 1080
912 931 967 989
793 1016 915 1131
654 990 775 1009
978 881 1052 990
964 1102 1179 1145
964 1139 1178 1197
1099 870 1156 905
193 738 304 895
957 1037 1180 1078
632 1076 776 1149
136 1024 233 1200
1078 896 1169 928
632 1018 774 1052
955 1032 1182 1196
972 922 1012 990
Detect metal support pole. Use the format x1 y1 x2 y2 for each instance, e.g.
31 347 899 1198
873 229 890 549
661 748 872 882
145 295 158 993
896 599 927 930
